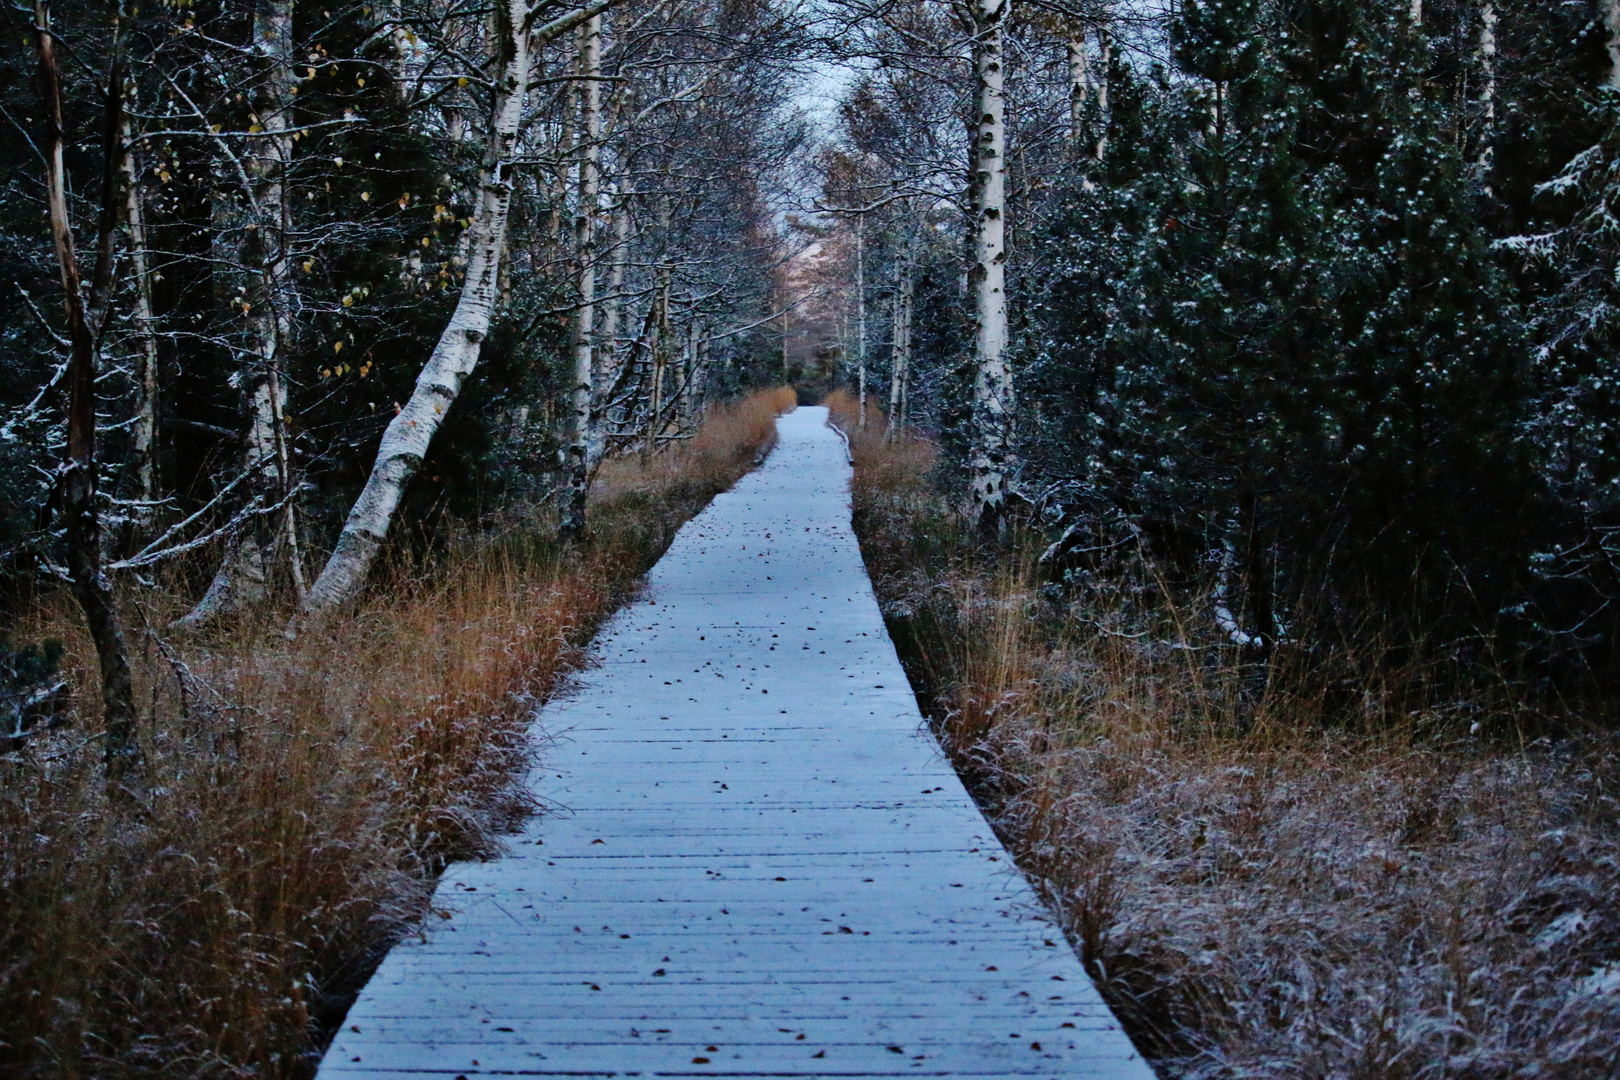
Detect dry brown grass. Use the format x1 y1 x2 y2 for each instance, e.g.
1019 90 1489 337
826 390 1620 1080
0 387 794 1079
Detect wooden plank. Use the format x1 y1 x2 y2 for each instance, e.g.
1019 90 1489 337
317 408 1154 1080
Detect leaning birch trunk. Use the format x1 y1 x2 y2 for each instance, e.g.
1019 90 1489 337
967 0 1014 531
302 0 618 615
35 0 140 780
181 0 303 625
560 12 602 540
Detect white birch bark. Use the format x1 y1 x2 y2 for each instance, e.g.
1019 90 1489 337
967 0 1014 529
1066 28 1088 152
302 0 618 615
898 262 913 429
678 321 697 432
894 267 907 440
1478 3 1496 189
693 322 709 425
560 12 602 540
885 248 912 441
255 0 306 599
120 107 159 501
389 0 427 101
182 0 302 624
591 184 630 465
1093 26 1110 161
855 215 867 428
643 263 671 461
1605 0 1620 88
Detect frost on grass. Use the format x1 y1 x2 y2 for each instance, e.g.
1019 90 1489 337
999 722 1620 1079
829 390 1620 1080
0 388 793 1079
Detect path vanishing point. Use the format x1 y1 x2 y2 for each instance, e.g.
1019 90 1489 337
318 407 1156 1078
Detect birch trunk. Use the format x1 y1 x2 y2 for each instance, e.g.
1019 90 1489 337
389 0 426 101
1477 3 1496 188
1066 28 1088 152
898 265 913 430
121 108 160 501
591 186 630 465
1605 0 1620 88
643 262 671 461
678 322 697 432
1093 26 1110 161
694 323 709 425
885 258 911 441
182 0 303 624
560 12 602 541
855 216 867 428
302 0 618 615
35 0 140 779
967 0 1014 531
248 0 302 601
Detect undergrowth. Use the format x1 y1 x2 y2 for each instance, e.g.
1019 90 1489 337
827 389 1620 1080
0 386 795 1079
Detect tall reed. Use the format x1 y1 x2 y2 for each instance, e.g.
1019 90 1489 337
827 389 1620 1080
0 387 795 1079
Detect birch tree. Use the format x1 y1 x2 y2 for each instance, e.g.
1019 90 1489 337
961 0 1014 531
885 233 912 439
301 0 618 615
559 13 602 540
854 214 868 426
1476 2 1496 189
120 99 160 501
179 0 306 625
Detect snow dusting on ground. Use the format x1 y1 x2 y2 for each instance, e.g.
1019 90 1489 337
317 407 1153 1077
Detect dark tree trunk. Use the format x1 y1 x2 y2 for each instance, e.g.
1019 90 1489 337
34 0 140 782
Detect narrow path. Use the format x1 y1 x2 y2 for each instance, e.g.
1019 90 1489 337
318 407 1154 1078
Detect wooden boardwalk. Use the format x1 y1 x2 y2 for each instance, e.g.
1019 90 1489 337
317 407 1155 1078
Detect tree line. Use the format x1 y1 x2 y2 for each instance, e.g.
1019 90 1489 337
1 0 806 772
809 0 1620 693
11 0 1620 768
